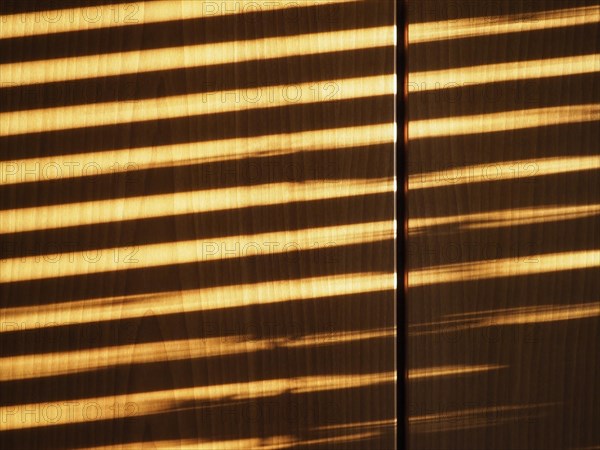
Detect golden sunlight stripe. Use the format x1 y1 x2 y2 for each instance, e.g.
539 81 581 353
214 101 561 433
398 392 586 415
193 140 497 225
409 104 600 139
315 419 396 431
410 403 556 433
0 26 395 86
0 220 394 282
0 75 394 136
409 204 600 232
408 5 600 43
0 372 395 430
81 437 296 450
409 403 554 424
0 123 395 185
0 329 394 382
408 156 600 190
81 424 395 450
0 0 356 39
0 177 393 234
410 303 600 336
408 250 600 287
408 54 600 90
408 365 506 380
0 272 395 332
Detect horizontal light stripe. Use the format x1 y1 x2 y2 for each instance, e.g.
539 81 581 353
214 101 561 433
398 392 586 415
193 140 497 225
0 177 393 234
409 104 600 139
315 419 396 431
279 432 381 448
0 220 394 282
0 123 395 185
0 75 394 136
409 156 600 190
409 5 600 43
80 428 390 450
408 250 600 287
0 26 395 86
410 303 600 336
408 54 600 89
0 372 395 430
408 364 506 379
0 328 394 382
410 403 553 423
409 204 600 232
0 0 356 39
410 403 556 433
80 436 295 450
0 272 395 332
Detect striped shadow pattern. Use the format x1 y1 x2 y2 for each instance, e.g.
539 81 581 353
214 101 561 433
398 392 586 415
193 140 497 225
0 1 397 449
406 2 599 449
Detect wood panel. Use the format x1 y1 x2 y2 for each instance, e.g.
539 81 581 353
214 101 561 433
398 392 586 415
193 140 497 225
407 1 599 449
0 1 397 449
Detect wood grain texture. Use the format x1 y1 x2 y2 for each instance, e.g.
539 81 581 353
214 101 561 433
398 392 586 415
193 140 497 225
0 1 396 449
407 1 599 449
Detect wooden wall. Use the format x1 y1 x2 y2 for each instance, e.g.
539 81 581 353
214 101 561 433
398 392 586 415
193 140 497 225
407 1 599 449
0 1 396 449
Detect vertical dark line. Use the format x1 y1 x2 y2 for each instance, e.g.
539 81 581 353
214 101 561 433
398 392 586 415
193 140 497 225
397 0 407 448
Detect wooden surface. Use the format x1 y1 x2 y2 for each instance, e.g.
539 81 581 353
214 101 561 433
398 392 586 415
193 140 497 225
407 1 599 449
0 1 396 449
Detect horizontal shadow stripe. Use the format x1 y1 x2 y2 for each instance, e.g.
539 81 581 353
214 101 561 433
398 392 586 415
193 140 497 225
408 23 599 72
408 73 600 121
0 144 394 210
408 121 599 170
0 0 133 14
0 239 395 307
408 267 600 312
0 74 394 136
0 289 395 358
0 335 395 407
1 191 394 258
408 169 600 217
408 215 600 270
0 1 394 64
0 95 395 161
408 0 599 23
0 382 395 449
0 46 395 112
408 104 599 139
408 303 600 343
405 358 592 411
407 324 599 396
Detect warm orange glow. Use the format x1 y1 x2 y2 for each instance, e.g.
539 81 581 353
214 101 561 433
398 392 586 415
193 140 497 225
78 432 385 450
0 26 395 86
0 329 394 382
0 372 395 430
79 436 295 450
0 178 393 234
408 250 600 287
410 303 600 335
0 272 395 332
315 419 396 431
409 156 600 190
408 365 506 379
0 220 394 282
0 3 397 448
409 204 600 233
409 105 600 139
0 124 395 185
0 0 357 39
408 6 600 43
409 54 599 89
0 75 394 136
